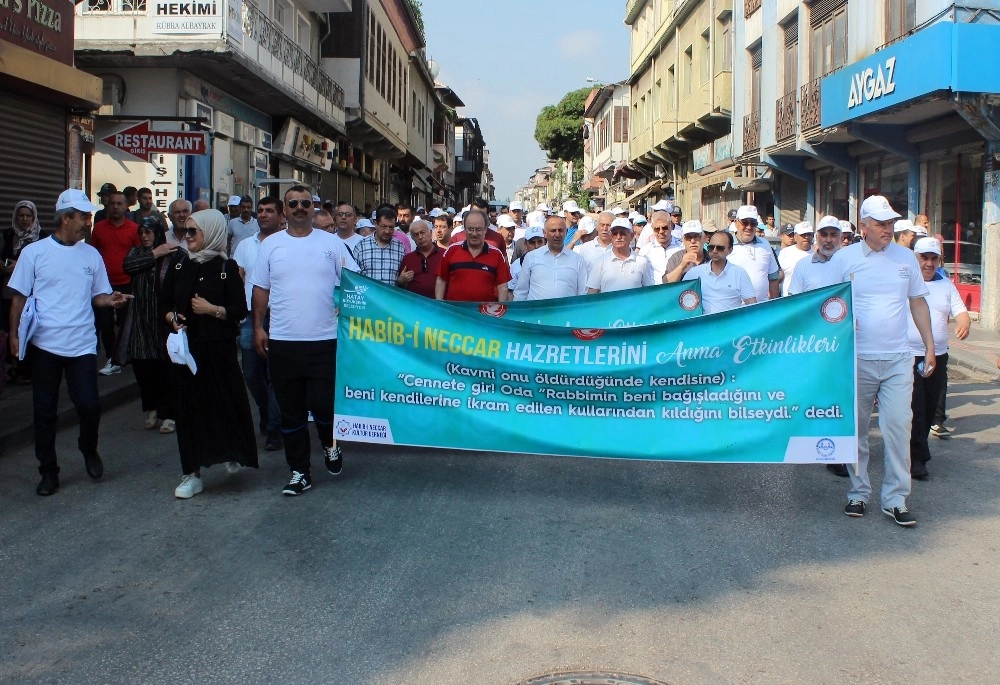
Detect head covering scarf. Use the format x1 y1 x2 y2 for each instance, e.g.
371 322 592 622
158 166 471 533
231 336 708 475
11 200 41 256
187 209 228 264
138 215 166 248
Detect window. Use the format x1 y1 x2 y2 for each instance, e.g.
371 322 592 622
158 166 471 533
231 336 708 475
614 105 629 143
749 44 762 112
885 0 916 43
667 65 675 111
683 46 693 97
810 2 847 79
701 30 711 85
716 12 733 73
782 19 798 95
653 80 661 119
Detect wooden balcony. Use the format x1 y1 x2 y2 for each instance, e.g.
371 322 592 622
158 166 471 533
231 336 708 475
775 91 797 142
743 110 760 153
800 77 822 131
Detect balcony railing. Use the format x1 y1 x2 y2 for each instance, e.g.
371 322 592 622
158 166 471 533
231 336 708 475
744 0 762 18
775 91 796 142
799 77 821 131
743 110 760 153
243 2 344 109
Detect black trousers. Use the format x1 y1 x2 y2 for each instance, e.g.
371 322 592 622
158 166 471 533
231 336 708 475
268 339 336 474
30 345 100 475
910 353 949 466
132 358 175 419
94 283 131 358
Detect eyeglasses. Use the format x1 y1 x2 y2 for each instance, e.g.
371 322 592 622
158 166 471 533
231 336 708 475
708 244 728 251
652 225 671 232
739 219 758 227
334 211 354 217
286 199 313 209
184 227 201 237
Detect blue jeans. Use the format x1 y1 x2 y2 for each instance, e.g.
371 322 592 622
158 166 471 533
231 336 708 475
240 319 280 433
850 354 913 509
30 345 101 476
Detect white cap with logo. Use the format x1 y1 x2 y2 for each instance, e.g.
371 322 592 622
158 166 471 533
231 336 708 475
894 219 916 233
509 201 524 212
794 221 814 235
576 216 597 235
681 220 704 235
525 225 545 241
736 205 760 221
56 189 99 213
913 237 941 255
562 199 583 214
816 215 842 231
861 195 902 221
497 215 516 228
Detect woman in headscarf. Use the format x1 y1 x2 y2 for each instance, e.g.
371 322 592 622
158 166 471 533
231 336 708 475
123 215 178 432
2 201 43 383
161 209 258 498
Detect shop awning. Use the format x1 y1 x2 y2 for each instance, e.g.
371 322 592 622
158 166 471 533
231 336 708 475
622 179 662 205
723 172 773 193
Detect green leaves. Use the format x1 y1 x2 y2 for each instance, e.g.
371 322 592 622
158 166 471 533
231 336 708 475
534 87 592 162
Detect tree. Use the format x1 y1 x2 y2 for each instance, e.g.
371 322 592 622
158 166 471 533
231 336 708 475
407 0 425 41
534 87 592 162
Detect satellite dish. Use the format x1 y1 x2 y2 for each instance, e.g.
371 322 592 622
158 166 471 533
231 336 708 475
427 60 441 80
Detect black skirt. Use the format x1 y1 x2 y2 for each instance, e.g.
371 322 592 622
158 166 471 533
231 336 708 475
173 337 259 472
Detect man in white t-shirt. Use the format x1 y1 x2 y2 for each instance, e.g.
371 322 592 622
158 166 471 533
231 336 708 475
7 189 132 496
333 202 363 252
575 211 614 267
249 185 358 496
227 195 259 252
586 219 653 293
907 237 970 481
830 195 935 527
787 215 843 296
682 230 756 315
778 220 814 296
728 205 781 301
234 196 286 452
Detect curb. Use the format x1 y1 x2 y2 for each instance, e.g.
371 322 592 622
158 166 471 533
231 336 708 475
0 383 141 456
948 350 1000 382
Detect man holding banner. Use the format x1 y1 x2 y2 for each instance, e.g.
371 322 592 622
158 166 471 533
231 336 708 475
513 216 588 301
586 219 653 293
832 195 935 527
435 210 511 302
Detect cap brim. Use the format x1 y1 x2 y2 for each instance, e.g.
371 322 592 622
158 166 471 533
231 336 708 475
69 200 100 212
866 210 902 221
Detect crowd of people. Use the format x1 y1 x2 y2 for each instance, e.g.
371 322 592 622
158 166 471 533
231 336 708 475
0 183 976 526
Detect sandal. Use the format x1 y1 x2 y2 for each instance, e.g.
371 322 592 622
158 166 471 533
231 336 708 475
159 419 176 434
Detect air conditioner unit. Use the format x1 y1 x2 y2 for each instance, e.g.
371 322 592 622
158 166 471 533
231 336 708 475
236 122 255 144
186 99 212 127
214 111 235 138
255 129 273 150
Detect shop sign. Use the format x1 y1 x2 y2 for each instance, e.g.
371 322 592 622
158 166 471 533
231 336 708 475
692 144 710 172
713 134 732 163
148 0 221 35
0 0 74 64
102 120 208 161
821 23 951 128
273 118 335 171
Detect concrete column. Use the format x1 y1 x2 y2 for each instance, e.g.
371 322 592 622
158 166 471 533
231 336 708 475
981 141 1000 332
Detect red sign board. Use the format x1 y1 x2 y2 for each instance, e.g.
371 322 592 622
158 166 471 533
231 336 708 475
102 121 208 161
0 0 75 65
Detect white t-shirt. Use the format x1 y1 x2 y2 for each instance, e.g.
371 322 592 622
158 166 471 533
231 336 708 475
778 245 811 296
640 241 682 284
337 232 364 252
728 237 779 302
787 253 841 295
228 217 259 250
907 276 967 355
683 260 756 315
575 239 613 268
831 241 928 355
7 236 112 357
586 251 654 292
233 232 263 309
249 229 358 341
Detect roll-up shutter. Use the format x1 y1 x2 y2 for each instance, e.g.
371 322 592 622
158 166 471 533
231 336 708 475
0 94 66 230
778 175 808 227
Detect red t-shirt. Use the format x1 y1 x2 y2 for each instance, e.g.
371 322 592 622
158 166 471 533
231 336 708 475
398 245 443 298
437 241 511 302
91 218 140 286
449 228 508 260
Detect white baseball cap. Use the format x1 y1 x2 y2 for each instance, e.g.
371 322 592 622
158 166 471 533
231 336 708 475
525 225 545 241
913 225 928 237
445 206 456 214
651 199 670 212
509 201 524 211
861 195 901 221
562 199 583 214
535 202 550 213
227 195 243 207
816 215 841 231
429 208 444 218
355 218 374 229
894 219 916 233
56 189 99 213
794 221 814 235
610 206 627 216
526 210 545 227
913 237 941 255
497 214 516 228
736 205 760 221
839 220 854 234
681 220 704 235
634 214 648 225
576 216 597 235
610 217 632 231
311 195 322 203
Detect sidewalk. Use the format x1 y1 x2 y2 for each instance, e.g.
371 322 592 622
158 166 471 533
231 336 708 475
0 357 139 457
948 320 1000 381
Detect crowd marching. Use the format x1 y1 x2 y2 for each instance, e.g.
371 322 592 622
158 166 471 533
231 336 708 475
0 183 975 527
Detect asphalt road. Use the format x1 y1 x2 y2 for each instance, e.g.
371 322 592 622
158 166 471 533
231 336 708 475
1 374 998 685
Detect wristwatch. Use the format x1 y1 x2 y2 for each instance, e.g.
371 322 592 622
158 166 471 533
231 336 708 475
215 307 223 318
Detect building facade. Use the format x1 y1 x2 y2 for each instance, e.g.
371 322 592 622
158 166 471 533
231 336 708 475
734 0 1000 321
583 82 631 210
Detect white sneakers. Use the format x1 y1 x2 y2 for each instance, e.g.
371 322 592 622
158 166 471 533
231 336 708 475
98 361 122 376
174 474 203 499
225 462 241 474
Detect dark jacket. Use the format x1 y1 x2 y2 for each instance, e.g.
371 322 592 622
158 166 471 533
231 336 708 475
160 255 246 341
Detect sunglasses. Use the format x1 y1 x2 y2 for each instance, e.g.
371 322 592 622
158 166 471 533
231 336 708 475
708 244 728 251
421 255 429 273
286 199 313 209
184 227 201 237
739 219 758 227
652 225 672 232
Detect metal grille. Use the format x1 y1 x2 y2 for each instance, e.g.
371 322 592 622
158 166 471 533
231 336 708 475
0 95 66 231
779 175 808 227
809 0 848 27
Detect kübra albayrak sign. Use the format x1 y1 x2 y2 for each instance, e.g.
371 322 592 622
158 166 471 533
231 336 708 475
148 0 222 34
821 22 952 128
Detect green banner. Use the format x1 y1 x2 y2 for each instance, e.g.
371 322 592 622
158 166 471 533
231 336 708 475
334 271 857 464
449 279 703 327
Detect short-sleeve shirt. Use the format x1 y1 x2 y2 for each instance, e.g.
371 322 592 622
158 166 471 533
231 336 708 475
778 245 812 296
576 239 613 268
586 251 654 292
437 241 511 302
228 217 259 250
398 245 443 299
249 229 356 341
352 235 407 286
787 253 841 295
233 232 263 309
640 241 683 283
664 248 708 281
728 236 780 302
90 218 140 286
907 275 967 355
683 260 756 315
8 236 112 357
830 241 928 355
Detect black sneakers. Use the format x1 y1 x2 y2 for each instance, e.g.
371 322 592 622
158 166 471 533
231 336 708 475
282 471 312 496
845 499 866 517
911 461 930 481
826 463 850 477
929 424 951 439
84 452 104 480
36 473 59 496
324 445 343 476
882 505 917 527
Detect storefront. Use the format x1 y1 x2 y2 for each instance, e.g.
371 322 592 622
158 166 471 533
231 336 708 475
0 0 101 226
818 21 1000 318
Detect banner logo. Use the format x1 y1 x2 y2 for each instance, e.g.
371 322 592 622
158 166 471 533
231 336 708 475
571 329 605 341
821 296 848 324
816 438 836 458
479 303 507 318
679 289 701 311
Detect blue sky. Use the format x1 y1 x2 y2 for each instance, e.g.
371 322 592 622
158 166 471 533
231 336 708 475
421 1 631 202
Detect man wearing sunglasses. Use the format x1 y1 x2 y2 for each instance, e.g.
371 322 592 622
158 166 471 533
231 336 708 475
663 220 709 283
396 219 441 298
682 230 756 315
250 185 359 496
727 205 781 302
586 218 653 293
639 210 682 284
